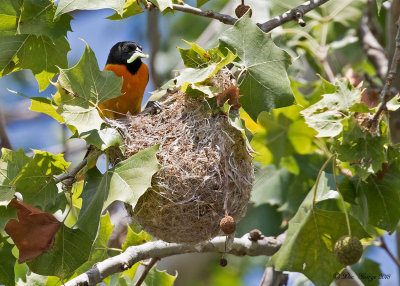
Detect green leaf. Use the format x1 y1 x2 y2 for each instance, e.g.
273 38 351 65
151 0 173 12
14 150 69 209
376 0 385 14
77 145 160 238
0 205 17 229
342 163 400 231
197 0 210 7
0 35 70 91
301 79 362 137
27 224 92 278
74 213 114 274
334 118 387 179
29 97 65 123
106 0 143 20
0 234 16 286
176 48 236 88
0 148 31 206
251 165 291 207
219 14 294 121
386 94 400 111
56 44 124 147
18 0 72 41
144 268 177 286
269 173 369 286
122 227 151 251
55 0 125 17
0 0 21 36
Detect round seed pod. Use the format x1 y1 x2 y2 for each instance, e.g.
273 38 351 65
334 236 363 265
219 258 228 267
235 4 252 18
220 216 236 235
113 72 254 244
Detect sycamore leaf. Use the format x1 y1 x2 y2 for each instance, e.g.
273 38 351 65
5 200 61 263
0 205 17 229
77 145 160 238
334 118 387 180
144 268 177 286
269 173 369 286
18 0 72 41
14 150 69 209
74 213 114 274
301 79 362 137
340 153 400 232
197 0 210 7
219 14 294 121
55 0 125 17
27 224 92 278
151 0 173 12
0 0 21 35
0 234 16 286
0 35 70 91
376 0 386 14
29 97 65 122
0 148 31 206
351 257 382 286
122 227 152 251
251 165 291 207
176 48 236 88
107 0 143 20
56 44 124 147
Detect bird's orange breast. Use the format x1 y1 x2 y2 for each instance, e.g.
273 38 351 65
99 63 149 119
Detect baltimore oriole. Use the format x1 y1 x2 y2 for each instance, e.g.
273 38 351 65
81 42 150 169
99 41 149 119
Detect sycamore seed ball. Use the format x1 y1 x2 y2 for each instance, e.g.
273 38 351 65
334 236 363 265
220 216 236 235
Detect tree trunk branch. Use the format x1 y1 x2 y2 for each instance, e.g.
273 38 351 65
65 232 283 286
152 0 332 34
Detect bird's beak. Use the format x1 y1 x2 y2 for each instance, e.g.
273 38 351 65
127 50 149 63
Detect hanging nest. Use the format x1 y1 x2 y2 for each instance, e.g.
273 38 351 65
109 73 254 244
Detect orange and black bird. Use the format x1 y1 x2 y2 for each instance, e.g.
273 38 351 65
82 42 150 167
99 41 149 119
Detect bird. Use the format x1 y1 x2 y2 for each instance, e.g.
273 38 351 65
81 42 150 170
98 41 149 119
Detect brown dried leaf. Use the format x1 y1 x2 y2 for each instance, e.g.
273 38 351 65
4 200 61 263
216 84 242 110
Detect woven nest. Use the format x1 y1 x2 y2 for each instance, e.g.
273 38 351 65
110 76 254 243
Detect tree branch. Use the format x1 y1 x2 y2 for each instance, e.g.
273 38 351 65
65 232 283 286
152 0 332 34
258 0 331 33
371 17 400 124
54 149 102 184
171 3 237 25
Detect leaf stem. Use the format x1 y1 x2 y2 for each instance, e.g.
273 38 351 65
332 155 351 236
312 155 333 205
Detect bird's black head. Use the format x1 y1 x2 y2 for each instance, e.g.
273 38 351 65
106 41 148 74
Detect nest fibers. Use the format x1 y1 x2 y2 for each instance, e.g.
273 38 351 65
110 82 254 244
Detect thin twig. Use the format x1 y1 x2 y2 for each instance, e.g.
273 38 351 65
54 149 102 184
258 0 331 33
65 232 283 286
380 236 400 269
135 257 159 286
371 18 400 124
171 3 237 25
